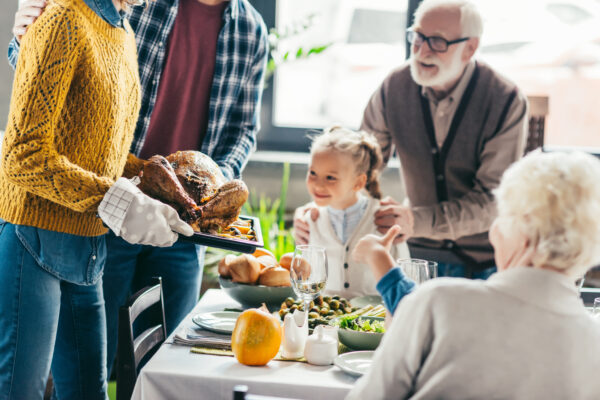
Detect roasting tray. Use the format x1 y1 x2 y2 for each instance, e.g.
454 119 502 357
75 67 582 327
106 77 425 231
179 215 264 253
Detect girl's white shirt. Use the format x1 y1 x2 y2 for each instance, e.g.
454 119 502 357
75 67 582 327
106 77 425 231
304 196 410 298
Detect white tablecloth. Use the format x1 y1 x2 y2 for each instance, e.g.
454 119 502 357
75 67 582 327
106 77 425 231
131 289 357 400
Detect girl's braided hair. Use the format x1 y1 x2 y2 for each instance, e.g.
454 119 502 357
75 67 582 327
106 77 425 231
310 125 383 199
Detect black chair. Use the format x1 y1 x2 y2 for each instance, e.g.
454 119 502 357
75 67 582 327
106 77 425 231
233 385 301 400
116 277 167 400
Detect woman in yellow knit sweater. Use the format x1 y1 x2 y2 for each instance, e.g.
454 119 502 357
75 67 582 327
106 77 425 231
0 0 193 398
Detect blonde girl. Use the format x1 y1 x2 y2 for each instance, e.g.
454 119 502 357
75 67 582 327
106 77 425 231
301 126 410 298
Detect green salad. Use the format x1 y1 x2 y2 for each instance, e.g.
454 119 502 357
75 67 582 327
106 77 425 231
334 315 386 333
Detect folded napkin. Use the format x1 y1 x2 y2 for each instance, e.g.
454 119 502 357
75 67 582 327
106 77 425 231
190 346 308 363
173 327 232 350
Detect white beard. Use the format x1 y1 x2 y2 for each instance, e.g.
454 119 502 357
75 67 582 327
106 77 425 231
409 49 466 89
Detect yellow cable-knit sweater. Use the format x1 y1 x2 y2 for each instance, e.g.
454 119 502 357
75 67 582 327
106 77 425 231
0 0 141 236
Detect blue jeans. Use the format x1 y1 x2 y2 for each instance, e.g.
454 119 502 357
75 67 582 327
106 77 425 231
103 231 205 377
437 263 497 279
0 220 107 400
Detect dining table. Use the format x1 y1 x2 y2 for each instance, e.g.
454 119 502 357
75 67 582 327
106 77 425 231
131 289 359 400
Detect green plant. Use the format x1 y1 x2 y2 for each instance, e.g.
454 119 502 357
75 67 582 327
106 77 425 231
264 14 332 86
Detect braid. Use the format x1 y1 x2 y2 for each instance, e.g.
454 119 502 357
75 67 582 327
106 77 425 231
361 138 383 199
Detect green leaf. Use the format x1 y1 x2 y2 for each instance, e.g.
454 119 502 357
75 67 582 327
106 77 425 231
266 58 277 74
307 43 332 56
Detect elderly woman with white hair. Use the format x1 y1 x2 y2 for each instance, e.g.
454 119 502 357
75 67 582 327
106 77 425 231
347 150 600 399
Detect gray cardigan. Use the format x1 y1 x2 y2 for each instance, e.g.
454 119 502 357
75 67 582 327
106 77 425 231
362 61 528 267
347 267 600 399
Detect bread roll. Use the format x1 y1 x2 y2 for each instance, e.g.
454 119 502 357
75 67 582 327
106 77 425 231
258 266 291 287
218 254 236 278
278 252 294 271
256 255 278 270
252 248 276 259
229 254 261 284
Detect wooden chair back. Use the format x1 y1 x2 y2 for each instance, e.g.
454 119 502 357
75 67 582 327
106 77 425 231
525 95 549 153
116 277 166 400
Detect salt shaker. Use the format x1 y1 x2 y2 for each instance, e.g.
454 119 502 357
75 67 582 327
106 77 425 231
304 325 338 365
281 309 308 359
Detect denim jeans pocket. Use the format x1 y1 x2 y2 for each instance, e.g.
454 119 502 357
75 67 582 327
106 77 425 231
15 225 107 285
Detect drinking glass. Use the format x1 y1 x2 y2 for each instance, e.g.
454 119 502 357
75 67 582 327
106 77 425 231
397 258 437 284
290 245 328 314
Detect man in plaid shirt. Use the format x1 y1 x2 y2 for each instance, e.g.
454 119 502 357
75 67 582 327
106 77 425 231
11 0 268 375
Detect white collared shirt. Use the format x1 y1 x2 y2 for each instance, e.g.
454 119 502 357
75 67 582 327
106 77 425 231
422 61 476 148
327 194 369 244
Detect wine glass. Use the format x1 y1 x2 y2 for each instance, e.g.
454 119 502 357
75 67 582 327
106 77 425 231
397 258 437 284
290 245 328 314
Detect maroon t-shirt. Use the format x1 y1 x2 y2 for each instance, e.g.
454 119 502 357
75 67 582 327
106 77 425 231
139 0 228 159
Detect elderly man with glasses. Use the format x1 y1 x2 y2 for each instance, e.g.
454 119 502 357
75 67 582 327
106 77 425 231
358 0 528 281
295 0 528 282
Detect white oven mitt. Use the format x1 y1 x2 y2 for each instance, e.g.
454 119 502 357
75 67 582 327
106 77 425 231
98 177 194 247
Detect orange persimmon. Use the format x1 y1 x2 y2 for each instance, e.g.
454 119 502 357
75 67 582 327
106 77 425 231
231 304 282 366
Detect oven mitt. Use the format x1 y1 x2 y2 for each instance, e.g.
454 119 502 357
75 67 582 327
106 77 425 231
98 177 194 247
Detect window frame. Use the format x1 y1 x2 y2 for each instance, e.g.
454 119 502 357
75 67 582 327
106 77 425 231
251 0 419 152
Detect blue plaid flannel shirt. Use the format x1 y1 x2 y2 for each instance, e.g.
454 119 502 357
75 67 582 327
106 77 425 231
8 0 268 180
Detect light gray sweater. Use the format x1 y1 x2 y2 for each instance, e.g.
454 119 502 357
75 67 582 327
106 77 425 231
347 267 600 399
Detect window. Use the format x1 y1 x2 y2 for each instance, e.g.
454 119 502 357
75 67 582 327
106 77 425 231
478 0 600 148
255 0 600 151
254 0 408 151
272 0 407 130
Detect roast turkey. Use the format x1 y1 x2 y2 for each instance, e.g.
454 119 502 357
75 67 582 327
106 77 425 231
135 151 249 233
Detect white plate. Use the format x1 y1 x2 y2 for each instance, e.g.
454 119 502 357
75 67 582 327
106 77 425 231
334 351 375 377
350 295 383 309
192 311 241 334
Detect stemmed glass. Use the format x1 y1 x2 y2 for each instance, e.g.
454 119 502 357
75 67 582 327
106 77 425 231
397 258 438 284
290 245 328 314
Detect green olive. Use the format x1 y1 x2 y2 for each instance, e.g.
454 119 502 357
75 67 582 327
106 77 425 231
323 296 332 303
280 302 288 310
279 309 288 318
308 312 320 319
310 307 320 313
285 297 295 307
319 308 329 316
290 304 298 312
332 295 340 301
314 296 324 306
330 300 340 310
344 307 353 314
327 310 335 316
335 309 344 315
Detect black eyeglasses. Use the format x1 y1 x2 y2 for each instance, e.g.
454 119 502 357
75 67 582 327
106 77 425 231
406 30 469 53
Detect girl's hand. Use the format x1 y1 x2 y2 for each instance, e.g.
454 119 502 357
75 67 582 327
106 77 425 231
353 225 402 281
292 205 319 245
13 0 47 42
